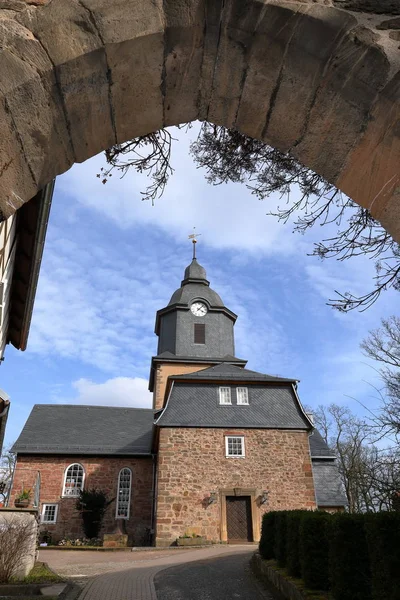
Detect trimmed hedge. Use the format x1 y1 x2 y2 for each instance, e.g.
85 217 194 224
259 511 278 560
274 511 288 567
365 512 400 600
259 510 400 600
329 513 371 600
286 511 307 578
299 511 331 590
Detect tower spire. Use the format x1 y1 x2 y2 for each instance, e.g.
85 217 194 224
188 227 201 260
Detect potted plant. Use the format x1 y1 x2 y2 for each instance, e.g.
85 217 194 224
14 488 31 508
177 532 209 546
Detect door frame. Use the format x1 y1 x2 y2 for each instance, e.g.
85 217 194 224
220 488 260 543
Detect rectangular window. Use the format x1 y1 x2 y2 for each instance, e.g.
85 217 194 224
225 436 245 458
219 387 232 405
194 323 205 344
41 504 58 524
237 387 249 405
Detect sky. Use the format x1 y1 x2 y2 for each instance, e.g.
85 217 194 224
1 123 398 448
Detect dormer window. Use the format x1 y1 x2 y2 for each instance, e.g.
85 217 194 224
237 387 249 405
219 387 231 405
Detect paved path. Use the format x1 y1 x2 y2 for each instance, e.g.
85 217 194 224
43 545 272 600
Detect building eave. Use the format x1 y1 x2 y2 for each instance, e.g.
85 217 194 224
7 181 54 351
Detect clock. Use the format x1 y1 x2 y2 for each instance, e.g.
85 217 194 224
190 301 208 317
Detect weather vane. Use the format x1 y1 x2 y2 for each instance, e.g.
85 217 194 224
188 227 201 259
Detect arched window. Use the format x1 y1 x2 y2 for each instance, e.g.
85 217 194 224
116 468 132 519
62 463 84 497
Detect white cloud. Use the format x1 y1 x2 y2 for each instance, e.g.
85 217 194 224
56 124 300 256
71 377 152 408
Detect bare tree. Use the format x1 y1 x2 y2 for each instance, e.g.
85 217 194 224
100 123 400 312
0 445 15 506
361 316 400 439
0 515 37 583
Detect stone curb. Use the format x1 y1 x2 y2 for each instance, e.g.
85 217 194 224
250 553 309 600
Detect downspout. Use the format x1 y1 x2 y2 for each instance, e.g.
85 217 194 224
150 452 157 546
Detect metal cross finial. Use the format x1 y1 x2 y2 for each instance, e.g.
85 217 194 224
188 227 201 259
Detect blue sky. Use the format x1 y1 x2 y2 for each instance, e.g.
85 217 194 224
1 124 398 448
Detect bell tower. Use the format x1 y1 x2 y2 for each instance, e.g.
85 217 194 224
149 248 246 409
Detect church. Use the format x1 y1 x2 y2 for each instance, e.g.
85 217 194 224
10 250 346 546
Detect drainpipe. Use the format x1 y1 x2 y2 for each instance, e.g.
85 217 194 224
150 453 158 546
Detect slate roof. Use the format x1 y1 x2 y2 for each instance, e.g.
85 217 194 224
170 363 298 383
156 381 311 429
309 429 335 458
312 460 348 507
12 405 154 456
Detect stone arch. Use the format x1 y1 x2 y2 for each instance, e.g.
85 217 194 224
0 0 399 240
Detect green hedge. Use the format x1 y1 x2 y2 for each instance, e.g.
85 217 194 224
274 512 288 567
365 512 400 600
259 510 400 600
259 511 277 560
286 511 307 578
299 511 331 590
329 513 371 600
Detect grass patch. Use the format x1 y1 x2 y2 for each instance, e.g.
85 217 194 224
22 562 63 584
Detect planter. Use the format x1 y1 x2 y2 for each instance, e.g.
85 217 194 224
14 499 30 508
176 537 209 546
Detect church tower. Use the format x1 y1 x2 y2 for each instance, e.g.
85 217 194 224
149 254 246 410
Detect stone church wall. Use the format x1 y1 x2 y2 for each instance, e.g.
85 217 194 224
155 427 316 546
10 455 154 545
153 362 214 410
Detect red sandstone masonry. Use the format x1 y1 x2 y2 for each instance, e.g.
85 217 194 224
10 456 153 545
155 428 316 546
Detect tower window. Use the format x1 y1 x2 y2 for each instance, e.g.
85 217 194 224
194 323 205 344
225 436 245 458
237 387 249 405
219 387 232 405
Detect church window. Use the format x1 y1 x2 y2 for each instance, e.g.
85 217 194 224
237 387 249 405
194 323 205 344
225 436 245 458
116 468 132 519
62 463 84 497
41 503 58 523
219 387 232 405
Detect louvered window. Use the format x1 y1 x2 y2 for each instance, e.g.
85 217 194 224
219 387 232 405
116 468 132 519
194 323 205 344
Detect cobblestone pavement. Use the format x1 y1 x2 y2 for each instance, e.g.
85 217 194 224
43 546 265 600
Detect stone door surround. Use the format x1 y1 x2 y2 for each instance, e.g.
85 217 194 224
219 488 260 543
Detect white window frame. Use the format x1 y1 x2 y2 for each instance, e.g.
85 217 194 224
115 467 132 519
219 387 232 405
225 436 245 458
41 503 58 524
237 387 249 405
62 463 85 497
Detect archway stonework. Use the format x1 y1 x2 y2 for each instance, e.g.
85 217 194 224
0 0 399 240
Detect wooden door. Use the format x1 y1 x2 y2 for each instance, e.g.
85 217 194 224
226 496 253 542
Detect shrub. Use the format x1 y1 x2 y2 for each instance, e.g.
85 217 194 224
286 510 307 578
329 513 371 600
365 512 400 600
299 511 331 590
259 511 277 560
0 515 37 583
274 511 288 567
76 489 113 539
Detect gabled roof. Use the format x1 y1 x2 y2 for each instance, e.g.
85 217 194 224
156 381 310 429
170 362 298 383
12 405 154 456
312 460 348 507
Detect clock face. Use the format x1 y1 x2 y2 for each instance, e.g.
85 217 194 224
190 301 208 317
